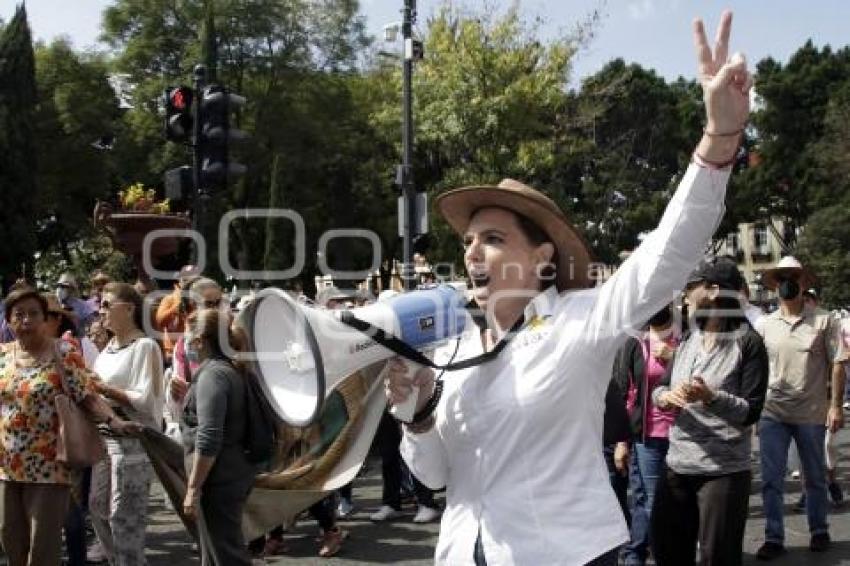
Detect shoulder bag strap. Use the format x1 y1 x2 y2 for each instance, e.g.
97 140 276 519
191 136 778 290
52 340 70 395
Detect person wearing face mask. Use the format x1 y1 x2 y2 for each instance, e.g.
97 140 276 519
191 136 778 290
651 257 768 565
612 304 680 566
180 308 256 565
166 277 226 415
55 273 97 337
754 256 846 560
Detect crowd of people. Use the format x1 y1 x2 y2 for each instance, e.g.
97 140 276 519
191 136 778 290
0 268 448 565
1 9 849 566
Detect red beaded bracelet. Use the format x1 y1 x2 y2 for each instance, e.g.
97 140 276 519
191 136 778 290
692 150 737 170
703 126 745 137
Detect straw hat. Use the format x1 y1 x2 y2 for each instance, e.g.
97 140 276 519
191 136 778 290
435 178 593 290
316 286 356 308
761 256 816 291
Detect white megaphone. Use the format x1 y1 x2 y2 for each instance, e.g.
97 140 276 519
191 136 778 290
240 285 469 426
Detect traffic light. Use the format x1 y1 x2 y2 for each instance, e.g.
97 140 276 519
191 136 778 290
197 84 247 192
163 86 194 142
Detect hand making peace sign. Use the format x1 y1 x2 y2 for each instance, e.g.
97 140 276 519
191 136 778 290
695 11 751 133
693 11 751 164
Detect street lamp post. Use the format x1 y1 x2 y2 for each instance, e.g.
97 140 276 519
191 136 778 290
394 0 425 291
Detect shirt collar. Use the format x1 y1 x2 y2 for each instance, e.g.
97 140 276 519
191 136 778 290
523 286 559 322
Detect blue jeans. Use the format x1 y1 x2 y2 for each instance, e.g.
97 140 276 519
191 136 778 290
759 417 828 544
604 445 630 525
624 437 668 566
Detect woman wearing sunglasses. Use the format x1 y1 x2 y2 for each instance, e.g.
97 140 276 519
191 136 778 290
88 282 164 565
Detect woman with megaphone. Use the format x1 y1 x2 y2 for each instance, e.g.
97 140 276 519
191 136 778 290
386 11 750 566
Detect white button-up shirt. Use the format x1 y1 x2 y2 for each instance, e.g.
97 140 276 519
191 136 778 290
401 164 730 565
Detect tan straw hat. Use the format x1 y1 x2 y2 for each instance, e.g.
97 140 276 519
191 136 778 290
761 256 816 291
435 178 593 290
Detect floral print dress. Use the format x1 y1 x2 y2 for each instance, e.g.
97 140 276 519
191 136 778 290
0 340 93 485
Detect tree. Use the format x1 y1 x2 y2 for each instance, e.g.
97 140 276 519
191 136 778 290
738 42 850 246
360 4 587 270
100 0 374 289
555 62 705 261
33 39 122 267
796 205 850 308
0 4 38 288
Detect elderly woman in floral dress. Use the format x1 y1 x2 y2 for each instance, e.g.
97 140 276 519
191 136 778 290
0 287 138 566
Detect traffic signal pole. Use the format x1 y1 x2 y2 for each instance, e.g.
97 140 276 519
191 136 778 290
191 64 207 265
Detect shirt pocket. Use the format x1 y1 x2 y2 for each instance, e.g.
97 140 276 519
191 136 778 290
796 330 825 359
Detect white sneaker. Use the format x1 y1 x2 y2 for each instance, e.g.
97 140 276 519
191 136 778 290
412 505 440 523
337 498 355 518
370 505 402 522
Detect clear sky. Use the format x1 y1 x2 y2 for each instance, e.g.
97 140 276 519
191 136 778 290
6 0 850 86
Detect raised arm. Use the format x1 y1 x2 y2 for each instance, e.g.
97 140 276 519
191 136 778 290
579 11 751 345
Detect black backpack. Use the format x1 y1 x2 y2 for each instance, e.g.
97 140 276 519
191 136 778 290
241 368 278 464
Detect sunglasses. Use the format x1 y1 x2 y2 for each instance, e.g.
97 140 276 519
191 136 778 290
202 298 223 308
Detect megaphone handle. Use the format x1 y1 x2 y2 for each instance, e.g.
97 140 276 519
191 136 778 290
390 359 421 423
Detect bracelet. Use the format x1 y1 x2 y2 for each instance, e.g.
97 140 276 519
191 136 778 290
703 126 745 137
692 149 738 170
407 380 444 425
405 415 435 434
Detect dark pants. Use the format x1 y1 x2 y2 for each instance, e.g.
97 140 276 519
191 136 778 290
198 478 254 566
603 444 630 525
310 495 336 531
338 482 353 503
651 468 751 566
377 409 435 509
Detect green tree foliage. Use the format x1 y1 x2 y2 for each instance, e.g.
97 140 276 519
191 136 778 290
0 4 38 287
362 4 584 269
556 63 704 261
100 0 376 291
796 205 850 308
33 39 122 265
19 0 850 297
739 42 850 244
365 4 706 268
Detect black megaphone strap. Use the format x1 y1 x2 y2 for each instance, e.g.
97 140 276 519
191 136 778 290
337 311 525 371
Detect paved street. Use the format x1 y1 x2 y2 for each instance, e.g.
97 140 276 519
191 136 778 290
140 432 850 565
4 434 850 565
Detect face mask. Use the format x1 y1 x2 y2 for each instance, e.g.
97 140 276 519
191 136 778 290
184 334 201 363
56 287 70 303
648 306 672 328
185 344 200 364
778 279 800 301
